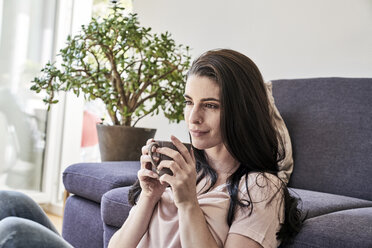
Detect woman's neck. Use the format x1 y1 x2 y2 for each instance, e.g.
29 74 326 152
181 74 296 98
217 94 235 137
204 145 240 178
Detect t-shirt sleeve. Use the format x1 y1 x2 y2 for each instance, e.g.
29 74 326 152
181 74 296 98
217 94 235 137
228 173 284 248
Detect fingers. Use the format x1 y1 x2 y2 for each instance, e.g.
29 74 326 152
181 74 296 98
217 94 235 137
141 139 157 155
155 136 192 168
171 135 194 165
141 138 157 170
146 138 155 145
157 160 181 175
140 154 160 171
159 173 186 189
137 168 158 180
158 173 173 187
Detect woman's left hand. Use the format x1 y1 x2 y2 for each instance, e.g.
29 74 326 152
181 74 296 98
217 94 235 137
157 135 197 209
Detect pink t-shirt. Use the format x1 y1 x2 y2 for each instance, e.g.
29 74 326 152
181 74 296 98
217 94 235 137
131 173 284 248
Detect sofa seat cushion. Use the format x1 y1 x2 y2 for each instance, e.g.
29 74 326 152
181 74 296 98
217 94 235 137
101 186 372 228
291 188 372 219
103 224 119 248
101 186 133 228
63 162 140 203
286 207 372 248
62 195 104 248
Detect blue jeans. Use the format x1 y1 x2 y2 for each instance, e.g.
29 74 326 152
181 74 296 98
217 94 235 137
0 190 72 248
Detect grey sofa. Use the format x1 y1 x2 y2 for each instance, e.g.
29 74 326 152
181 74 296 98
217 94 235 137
62 77 372 248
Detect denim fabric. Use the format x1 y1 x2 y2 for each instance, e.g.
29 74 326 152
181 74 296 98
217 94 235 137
0 191 72 248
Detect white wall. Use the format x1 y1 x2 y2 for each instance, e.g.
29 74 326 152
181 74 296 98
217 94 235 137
133 0 372 141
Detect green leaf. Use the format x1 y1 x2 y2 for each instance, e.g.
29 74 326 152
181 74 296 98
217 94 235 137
29 3 192 126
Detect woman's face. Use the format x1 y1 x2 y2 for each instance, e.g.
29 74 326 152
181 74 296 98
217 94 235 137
184 75 222 150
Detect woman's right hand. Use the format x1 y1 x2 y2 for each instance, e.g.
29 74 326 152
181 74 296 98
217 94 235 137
138 139 167 202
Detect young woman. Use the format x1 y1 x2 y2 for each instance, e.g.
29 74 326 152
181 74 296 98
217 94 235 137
108 49 302 248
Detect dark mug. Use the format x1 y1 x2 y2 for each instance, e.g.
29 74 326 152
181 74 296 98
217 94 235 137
148 141 192 176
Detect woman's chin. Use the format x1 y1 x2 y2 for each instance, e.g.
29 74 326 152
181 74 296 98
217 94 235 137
190 141 211 150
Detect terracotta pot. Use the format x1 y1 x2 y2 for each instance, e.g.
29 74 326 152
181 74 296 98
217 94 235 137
96 124 156 161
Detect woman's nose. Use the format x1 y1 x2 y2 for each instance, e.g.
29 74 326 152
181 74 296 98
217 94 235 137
189 106 203 124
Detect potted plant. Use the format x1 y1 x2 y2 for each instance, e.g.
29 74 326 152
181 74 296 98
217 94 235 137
30 4 191 161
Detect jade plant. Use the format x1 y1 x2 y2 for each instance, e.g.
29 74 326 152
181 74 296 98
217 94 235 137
31 5 191 126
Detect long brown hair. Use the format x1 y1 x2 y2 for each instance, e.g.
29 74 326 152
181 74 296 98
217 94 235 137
129 49 302 244
188 49 302 244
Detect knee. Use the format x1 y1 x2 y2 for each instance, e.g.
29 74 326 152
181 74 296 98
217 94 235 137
0 190 30 204
0 190 37 220
0 216 26 233
0 190 33 211
0 217 38 247
0 217 70 248
0 217 27 245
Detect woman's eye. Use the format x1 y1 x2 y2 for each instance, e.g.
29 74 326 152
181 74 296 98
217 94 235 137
184 100 192 105
205 103 218 109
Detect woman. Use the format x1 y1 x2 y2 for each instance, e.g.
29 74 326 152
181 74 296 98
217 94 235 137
108 49 302 248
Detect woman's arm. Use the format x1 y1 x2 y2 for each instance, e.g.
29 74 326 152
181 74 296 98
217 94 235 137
157 136 220 247
178 204 264 248
108 193 158 248
177 203 220 248
109 139 166 248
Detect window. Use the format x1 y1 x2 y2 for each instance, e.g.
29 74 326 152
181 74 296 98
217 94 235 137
0 0 57 193
0 0 93 214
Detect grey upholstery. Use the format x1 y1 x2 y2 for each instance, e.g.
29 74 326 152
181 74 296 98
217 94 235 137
286 208 372 248
272 78 372 201
272 78 372 247
290 188 372 219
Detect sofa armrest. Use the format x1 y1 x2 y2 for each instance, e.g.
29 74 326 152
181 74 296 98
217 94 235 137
101 186 133 228
63 161 140 203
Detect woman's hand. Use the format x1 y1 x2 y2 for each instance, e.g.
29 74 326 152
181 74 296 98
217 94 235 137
157 135 197 209
138 139 167 203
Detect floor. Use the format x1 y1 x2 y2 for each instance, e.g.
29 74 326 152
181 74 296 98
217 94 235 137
46 212 63 235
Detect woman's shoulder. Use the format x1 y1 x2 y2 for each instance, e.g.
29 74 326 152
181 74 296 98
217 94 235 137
241 172 283 187
238 172 284 203
231 172 285 248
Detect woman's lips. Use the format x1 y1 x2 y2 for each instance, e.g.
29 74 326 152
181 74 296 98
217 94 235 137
190 130 209 137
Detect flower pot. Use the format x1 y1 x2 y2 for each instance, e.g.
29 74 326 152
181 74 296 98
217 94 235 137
96 124 156 161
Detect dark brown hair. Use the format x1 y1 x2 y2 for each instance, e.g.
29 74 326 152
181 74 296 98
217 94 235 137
129 49 302 244
188 49 302 244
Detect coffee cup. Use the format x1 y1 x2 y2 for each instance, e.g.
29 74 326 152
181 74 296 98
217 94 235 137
148 140 192 176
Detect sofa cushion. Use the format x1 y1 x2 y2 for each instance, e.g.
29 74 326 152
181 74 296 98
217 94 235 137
62 195 103 248
103 224 119 248
272 78 372 201
285 207 372 248
63 162 140 203
101 186 132 228
291 188 372 219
